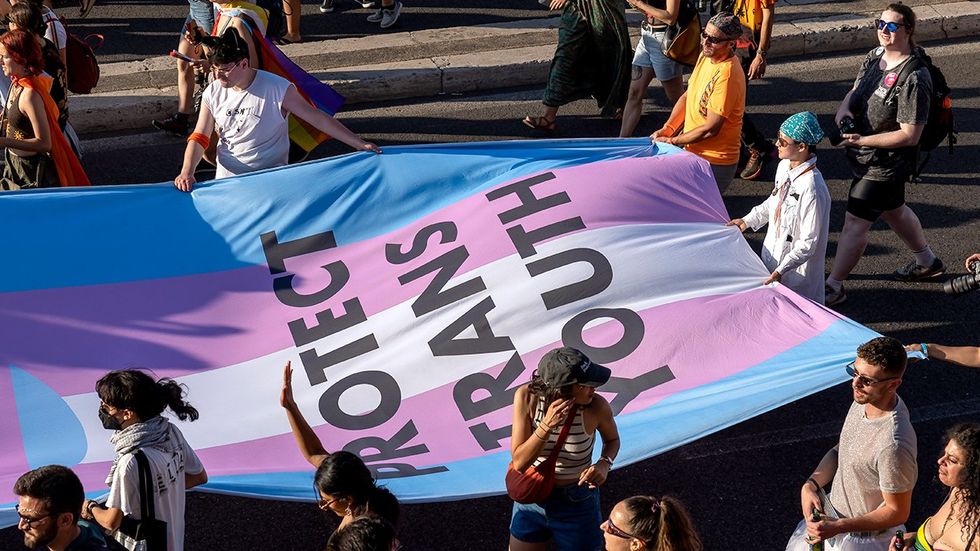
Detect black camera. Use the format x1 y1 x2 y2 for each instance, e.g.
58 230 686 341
944 260 980 296
829 116 856 146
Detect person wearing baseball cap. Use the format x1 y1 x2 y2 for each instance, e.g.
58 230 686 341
508 347 621 551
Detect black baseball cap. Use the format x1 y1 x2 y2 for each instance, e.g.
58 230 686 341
538 347 611 388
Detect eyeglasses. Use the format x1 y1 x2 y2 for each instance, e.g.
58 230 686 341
317 497 342 511
211 61 241 77
15 505 52 529
845 362 900 387
775 136 798 148
700 31 730 44
601 517 637 540
875 19 908 33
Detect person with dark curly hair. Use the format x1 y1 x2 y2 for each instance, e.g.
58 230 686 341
893 423 980 550
80 370 207 551
787 336 916 550
324 514 399 551
508 347 620 551
279 362 400 536
601 495 703 551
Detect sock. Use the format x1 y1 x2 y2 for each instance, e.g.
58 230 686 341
913 246 936 267
825 277 843 292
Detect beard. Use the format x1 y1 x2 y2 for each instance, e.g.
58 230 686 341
22 525 57 550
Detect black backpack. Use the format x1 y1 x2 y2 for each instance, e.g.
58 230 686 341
880 48 957 178
253 0 286 40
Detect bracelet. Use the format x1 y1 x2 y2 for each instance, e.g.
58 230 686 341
598 456 614 467
86 500 97 517
756 48 767 60
187 132 210 150
921 343 929 358
807 477 820 491
533 430 548 440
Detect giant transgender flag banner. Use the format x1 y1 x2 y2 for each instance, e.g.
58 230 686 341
0 139 876 527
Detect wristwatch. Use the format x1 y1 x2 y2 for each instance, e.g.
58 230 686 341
85 500 97 517
598 456 614 467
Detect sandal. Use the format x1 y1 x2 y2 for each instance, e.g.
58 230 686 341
275 36 303 45
522 115 556 132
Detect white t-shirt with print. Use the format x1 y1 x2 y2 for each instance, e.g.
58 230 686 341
106 427 204 551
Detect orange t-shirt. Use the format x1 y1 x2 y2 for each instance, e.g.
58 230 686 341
733 0 777 36
683 53 745 166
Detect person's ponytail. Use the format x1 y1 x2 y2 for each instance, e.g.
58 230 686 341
652 496 702 551
156 378 199 421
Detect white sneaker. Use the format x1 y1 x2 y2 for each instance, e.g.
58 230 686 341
379 1 401 28
366 8 383 22
359 0 377 7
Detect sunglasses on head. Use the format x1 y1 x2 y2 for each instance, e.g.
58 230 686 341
875 19 908 33
700 31 730 44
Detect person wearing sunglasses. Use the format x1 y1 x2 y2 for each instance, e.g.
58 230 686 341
14 465 120 551
601 495 703 551
786 336 916 551
651 12 746 193
726 111 830 303
893 423 980 550
279 362 400 537
824 2 944 307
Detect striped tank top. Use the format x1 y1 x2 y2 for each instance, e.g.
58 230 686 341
531 398 596 482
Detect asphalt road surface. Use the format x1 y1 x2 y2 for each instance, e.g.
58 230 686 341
3 38 980 550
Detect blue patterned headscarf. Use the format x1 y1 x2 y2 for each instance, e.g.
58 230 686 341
780 112 825 145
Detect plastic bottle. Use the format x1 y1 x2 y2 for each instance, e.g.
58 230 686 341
810 510 823 551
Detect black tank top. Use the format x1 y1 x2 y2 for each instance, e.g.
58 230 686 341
3 84 37 142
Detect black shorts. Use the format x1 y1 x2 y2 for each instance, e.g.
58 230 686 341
846 177 906 222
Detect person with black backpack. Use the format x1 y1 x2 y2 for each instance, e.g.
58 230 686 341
824 2 945 307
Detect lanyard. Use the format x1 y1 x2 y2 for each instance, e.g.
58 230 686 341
773 163 816 228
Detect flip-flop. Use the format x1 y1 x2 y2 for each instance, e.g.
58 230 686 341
79 0 96 18
275 36 303 45
522 115 556 132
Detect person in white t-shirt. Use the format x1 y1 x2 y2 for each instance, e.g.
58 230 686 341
80 370 207 551
173 28 380 190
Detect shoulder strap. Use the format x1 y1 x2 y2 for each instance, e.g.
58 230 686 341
882 55 921 106
544 405 578 462
132 449 156 522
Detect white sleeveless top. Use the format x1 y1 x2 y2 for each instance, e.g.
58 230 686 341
203 70 291 179
531 398 596 482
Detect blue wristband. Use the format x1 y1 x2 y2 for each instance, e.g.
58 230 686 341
921 343 929 358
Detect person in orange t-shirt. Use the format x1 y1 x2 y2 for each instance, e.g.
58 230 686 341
651 12 745 192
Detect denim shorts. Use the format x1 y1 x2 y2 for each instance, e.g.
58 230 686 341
632 27 683 81
509 484 602 551
182 0 215 36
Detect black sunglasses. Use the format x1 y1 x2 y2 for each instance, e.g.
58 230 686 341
845 362 900 387
700 31 731 44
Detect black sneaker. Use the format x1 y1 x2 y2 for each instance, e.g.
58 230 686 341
320 0 335 13
152 113 191 137
894 257 946 282
740 147 768 180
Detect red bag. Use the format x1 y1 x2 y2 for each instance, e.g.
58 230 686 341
505 404 577 504
51 17 103 94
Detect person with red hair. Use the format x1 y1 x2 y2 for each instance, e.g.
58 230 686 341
0 29 88 190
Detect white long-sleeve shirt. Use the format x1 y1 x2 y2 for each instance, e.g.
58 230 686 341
742 156 831 303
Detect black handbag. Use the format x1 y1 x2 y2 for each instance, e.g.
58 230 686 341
662 0 702 67
115 450 168 551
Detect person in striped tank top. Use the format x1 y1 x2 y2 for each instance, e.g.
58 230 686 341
509 347 621 551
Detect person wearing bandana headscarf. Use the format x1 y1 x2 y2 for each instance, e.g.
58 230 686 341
80 370 207 551
727 111 831 303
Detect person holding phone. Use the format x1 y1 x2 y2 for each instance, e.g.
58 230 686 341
508 347 621 551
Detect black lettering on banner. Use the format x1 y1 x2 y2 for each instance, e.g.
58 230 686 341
289 298 369 347
601 366 677 415
319 370 400 430
385 221 458 265
398 246 487 317
561 308 644 363
344 420 449 479
453 352 526 421
261 231 351 308
527 248 614 310
469 423 513 452
429 297 514 356
486 172 565 224
261 230 338 274
300 335 380 386
507 217 586 259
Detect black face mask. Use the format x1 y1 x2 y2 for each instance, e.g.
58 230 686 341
99 408 122 431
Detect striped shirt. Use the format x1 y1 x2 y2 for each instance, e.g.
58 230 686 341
531 399 596 481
